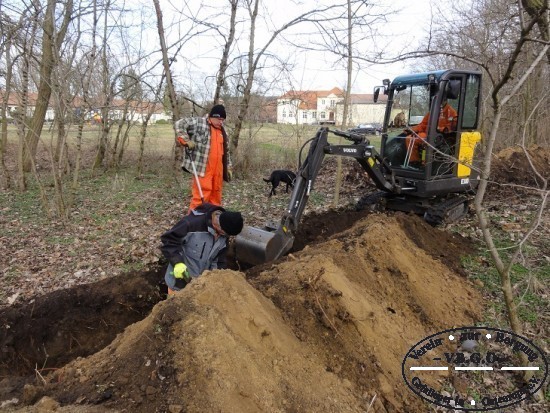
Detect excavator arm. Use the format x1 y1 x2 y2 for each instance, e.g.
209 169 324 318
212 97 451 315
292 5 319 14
235 127 399 266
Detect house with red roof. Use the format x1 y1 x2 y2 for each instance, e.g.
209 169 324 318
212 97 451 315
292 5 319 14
0 91 171 124
277 87 389 126
277 87 344 125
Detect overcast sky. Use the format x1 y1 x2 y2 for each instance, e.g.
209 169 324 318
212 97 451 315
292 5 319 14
138 0 442 100
152 0 437 97
1 0 436 97
290 0 434 93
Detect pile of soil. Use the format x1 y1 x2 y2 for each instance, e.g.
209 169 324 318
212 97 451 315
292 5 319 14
491 145 549 187
0 212 483 413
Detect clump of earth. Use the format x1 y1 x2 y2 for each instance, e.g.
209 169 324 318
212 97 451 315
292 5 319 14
490 144 549 187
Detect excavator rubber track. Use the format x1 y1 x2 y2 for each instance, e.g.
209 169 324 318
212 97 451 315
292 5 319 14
423 195 470 226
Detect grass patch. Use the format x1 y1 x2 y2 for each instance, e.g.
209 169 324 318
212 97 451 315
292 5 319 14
462 232 549 328
45 235 75 245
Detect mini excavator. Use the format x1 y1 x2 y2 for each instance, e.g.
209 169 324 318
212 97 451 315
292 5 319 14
236 69 483 265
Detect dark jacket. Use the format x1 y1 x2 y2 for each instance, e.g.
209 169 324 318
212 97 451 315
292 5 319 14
160 203 229 280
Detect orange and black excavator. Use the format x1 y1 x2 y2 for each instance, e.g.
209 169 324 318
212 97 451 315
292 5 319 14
235 69 483 266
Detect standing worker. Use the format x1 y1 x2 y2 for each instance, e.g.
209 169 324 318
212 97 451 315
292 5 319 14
160 202 244 294
175 104 232 211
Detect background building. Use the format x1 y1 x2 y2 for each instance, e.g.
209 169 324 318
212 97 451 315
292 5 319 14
277 87 344 125
334 93 389 127
277 88 392 127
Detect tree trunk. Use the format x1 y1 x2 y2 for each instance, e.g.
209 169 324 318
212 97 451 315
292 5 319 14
152 0 180 121
0 38 14 189
213 0 238 105
110 102 131 169
72 121 84 190
23 0 73 172
73 0 98 189
94 0 112 170
229 0 260 155
333 0 353 208
116 120 133 169
152 0 181 170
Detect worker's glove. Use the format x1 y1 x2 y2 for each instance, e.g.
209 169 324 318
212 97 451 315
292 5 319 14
227 168 233 181
176 136 196 150
173 262 191 282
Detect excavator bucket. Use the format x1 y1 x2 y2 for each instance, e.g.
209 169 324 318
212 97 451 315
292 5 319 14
235 225 295 266
234 128 328 266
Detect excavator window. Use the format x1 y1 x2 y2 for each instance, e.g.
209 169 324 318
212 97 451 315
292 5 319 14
430 78 462 177
462 75 481 129
382 78 466 176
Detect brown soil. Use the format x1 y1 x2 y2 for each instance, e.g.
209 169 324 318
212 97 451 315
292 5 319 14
1 211 483 413
1 145 547 413
491 144 549 187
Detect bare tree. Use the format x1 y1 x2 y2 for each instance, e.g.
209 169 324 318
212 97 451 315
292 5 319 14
0 8 25 189
229 2 346 157
93 0 113 170
213 0 238 105
72 0 99 189
22 0 74 173
153 0 180 122
334 0 354 207
14 3 40 191
471 0 549 338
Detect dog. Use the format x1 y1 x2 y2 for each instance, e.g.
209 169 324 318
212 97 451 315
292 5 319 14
263 170 296 197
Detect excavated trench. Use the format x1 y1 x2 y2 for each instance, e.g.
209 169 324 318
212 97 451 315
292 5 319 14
0 207 373 381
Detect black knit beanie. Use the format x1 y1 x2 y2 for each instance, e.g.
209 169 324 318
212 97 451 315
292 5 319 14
219 211 243 236
209 104 227 119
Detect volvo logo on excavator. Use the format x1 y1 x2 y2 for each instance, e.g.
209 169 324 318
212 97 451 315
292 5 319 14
343 148 356 153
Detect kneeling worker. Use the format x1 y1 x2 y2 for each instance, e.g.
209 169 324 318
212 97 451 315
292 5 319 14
160 203 244 294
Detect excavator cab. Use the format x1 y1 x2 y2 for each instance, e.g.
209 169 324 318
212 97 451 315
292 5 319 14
236 69 483 266
379 70 482 194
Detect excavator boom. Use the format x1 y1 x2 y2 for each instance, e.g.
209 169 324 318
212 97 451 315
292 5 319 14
235 128 395 266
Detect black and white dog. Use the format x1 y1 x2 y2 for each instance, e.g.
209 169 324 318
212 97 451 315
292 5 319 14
263 170 296 197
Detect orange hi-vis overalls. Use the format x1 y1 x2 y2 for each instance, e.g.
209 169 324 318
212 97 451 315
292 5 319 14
189 125 224 210
406 103 457 163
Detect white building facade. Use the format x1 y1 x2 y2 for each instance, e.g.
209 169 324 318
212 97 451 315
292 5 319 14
277 88 344 125
334 94 389 127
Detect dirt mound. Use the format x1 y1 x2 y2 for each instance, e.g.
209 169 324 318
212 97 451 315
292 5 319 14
0 213 482 413
491 145 549 186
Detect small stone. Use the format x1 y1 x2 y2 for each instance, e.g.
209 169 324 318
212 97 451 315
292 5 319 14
168 405 184 413
460 339 478 352
36 396 60 412
22 384 40 404
473 279 484 288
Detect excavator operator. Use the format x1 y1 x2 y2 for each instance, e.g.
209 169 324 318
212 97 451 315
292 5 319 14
402 97 457 165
